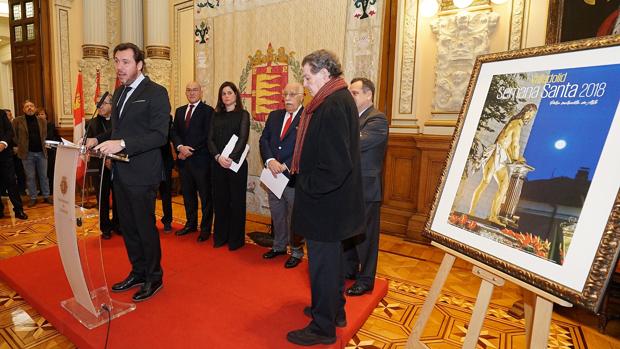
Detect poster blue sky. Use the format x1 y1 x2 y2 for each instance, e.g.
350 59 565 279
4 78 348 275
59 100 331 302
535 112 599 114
524 64 620 181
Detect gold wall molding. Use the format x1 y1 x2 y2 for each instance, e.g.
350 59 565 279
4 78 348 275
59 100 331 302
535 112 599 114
82 44 109 59
146 45 171 60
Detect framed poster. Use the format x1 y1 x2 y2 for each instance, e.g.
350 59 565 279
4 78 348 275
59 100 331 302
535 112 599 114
547 0 620 44
425 36 620 311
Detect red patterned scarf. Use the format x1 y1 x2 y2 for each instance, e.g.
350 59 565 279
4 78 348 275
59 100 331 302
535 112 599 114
290 77 348 174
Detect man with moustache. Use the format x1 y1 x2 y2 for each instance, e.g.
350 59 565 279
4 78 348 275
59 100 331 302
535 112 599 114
12 100 51 207
344 77 388 296
287 50 365 346
172 81 215 241
86 42 170 302
86 93 119 239
259 82 305 268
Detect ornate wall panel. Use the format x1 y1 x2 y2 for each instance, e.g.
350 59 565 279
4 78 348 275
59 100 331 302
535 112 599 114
430 11 498 113
508 0 526 50
343 0 385 88
57 8 72 121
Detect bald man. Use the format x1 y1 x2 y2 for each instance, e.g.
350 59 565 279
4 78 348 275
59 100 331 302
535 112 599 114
172 81 215 241
259 82 305 268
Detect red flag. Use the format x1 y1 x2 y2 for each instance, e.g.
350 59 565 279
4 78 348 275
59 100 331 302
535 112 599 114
93 68 101 106
73 71 86 184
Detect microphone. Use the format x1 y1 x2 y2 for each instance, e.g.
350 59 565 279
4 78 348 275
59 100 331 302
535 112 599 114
96 91 110 109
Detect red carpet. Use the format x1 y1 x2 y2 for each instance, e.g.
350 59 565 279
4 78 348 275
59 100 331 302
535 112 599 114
0 223 388 348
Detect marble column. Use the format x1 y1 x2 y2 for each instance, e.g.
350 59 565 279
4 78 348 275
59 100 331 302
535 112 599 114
144 0 172 96
81 0 111 112
121 0 144 48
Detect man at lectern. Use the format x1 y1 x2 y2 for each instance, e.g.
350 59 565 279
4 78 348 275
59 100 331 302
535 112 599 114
85 42 171 302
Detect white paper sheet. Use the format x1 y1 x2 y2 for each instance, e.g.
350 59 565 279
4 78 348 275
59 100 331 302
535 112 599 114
259 167 289 199
221 134 250 173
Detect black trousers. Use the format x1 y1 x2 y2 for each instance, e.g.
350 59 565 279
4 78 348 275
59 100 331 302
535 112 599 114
94 166 118 232
211 161 247 249
306 239 346 337
159 164 173 225
0 155 24 213
343 201 381 289
179 162 213 232
113 180 162 282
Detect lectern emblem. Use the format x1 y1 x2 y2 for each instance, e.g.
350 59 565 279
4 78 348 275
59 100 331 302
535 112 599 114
60 176 68 195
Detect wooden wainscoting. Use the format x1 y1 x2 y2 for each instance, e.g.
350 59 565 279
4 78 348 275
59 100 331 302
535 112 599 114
380 133 452 244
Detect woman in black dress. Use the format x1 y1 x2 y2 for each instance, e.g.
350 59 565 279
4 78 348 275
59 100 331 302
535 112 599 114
207 82 250 250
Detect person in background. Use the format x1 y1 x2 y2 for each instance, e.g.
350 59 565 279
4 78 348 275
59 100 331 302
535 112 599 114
172 81 215 242
0 109 27 220
36 107 60 194
5 109 27 196
259 82 305 268
86 93 119 239
344 77 388 296
12 100 51 207
207 81 249 251
159 115 174 232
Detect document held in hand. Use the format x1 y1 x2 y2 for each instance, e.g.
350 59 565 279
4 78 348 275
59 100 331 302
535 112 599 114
259 167 289 199
221 134 250 173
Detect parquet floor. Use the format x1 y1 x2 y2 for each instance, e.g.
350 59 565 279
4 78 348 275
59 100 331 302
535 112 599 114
0 195 620 348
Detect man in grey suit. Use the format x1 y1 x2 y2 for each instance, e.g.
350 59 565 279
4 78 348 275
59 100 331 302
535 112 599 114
345 77 388 296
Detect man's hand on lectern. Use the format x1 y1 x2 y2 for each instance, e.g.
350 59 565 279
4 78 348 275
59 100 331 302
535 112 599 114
95 140 124 155
85 138 98 149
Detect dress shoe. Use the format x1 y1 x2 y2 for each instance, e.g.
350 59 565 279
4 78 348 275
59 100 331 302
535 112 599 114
346 283 373 296
163 223 172 232
44 197 53 204
175 226 196 236
213 241 227 248
262 249 287 259
287 326 336 346
27 199 36 208
303 306 347 327
132 280 163 302
284 256 302 269
197 232 211 242
345 273 358 280
15 211 28 220
101 230 112 240
111 275 145 292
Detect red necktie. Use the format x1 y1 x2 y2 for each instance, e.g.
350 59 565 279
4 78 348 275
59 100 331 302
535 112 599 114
185 104 194 128
280 113 293 140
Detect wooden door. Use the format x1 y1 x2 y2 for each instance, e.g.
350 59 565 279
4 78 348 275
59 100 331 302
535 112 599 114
8 0 54 120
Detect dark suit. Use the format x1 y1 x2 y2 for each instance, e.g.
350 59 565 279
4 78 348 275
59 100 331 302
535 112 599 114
259 107 304 256
344 105 388 289
172 102 214 232
0 110 24 214
291 88 365 338
45 121 60 194
159 116 174 227
97 75 170 283
87 115 118 233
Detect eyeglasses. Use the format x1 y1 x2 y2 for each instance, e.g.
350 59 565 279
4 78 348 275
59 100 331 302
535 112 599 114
282 92 303 98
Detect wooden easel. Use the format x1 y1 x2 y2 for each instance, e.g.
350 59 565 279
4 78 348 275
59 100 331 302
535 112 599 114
406 242 572 349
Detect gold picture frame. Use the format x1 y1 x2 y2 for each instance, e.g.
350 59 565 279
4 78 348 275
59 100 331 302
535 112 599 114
424 35 620 311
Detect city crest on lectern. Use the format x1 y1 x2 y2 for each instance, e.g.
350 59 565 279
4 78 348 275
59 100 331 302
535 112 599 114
60 176 68 196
